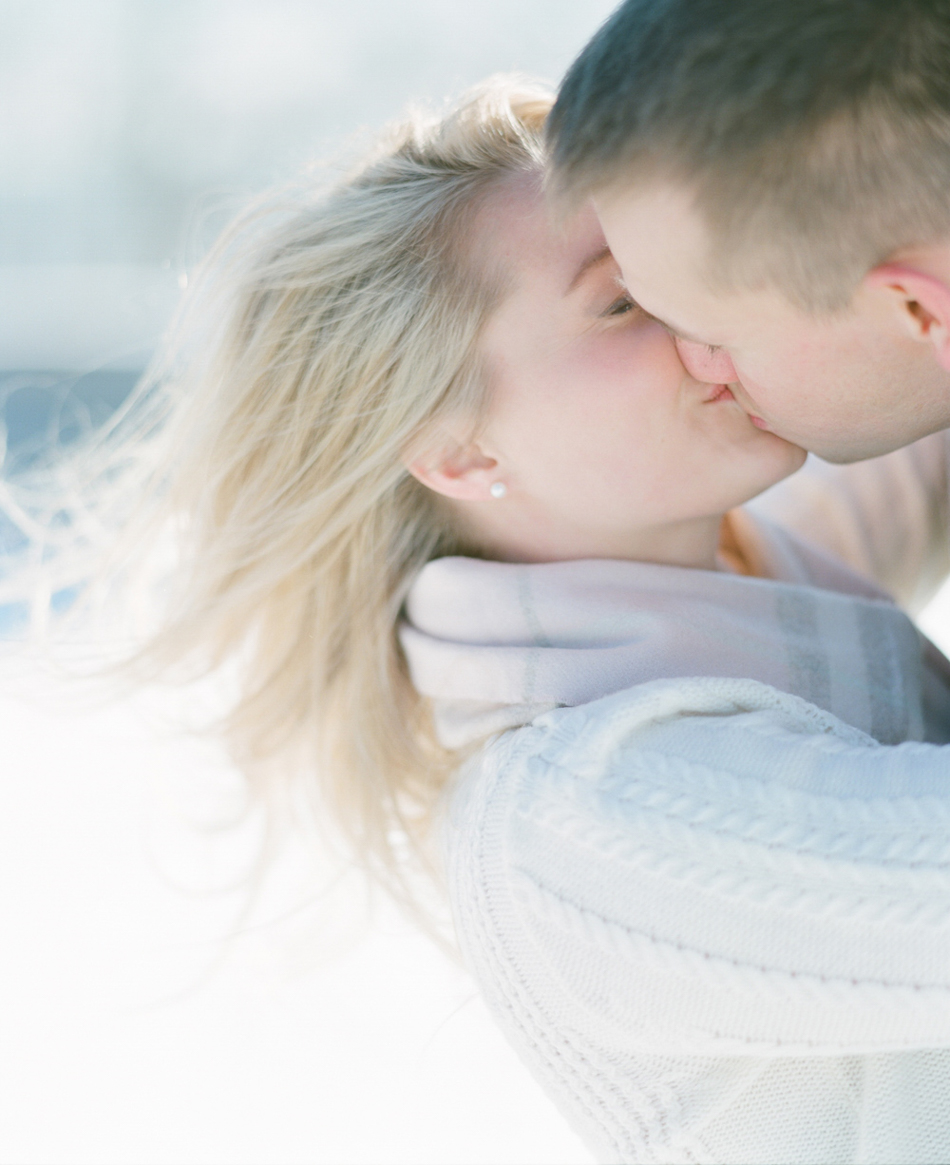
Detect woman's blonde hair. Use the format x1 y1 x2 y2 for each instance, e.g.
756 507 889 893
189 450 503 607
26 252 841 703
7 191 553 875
73 77 551 902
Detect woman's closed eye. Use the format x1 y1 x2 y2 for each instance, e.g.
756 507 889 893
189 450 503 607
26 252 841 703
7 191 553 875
602 292 638 318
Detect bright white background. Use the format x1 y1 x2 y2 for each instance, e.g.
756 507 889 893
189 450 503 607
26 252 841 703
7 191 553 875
0 652 594 1164
3 4 950 1164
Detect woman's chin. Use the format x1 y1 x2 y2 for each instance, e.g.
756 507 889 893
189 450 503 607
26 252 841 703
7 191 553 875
772 436 809 475
726 441 807 509
764 446 808 491
743 420 808 468
748 413 809 462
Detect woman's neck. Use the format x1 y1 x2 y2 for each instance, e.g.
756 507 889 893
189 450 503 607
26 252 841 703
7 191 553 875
717 511 761 575
465 504 733 572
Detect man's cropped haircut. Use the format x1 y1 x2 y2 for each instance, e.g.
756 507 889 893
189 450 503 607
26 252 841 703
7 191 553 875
548 0 950 312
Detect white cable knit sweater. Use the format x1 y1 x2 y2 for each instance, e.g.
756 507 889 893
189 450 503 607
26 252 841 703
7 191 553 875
401 437 950 1165
443 680 950 1164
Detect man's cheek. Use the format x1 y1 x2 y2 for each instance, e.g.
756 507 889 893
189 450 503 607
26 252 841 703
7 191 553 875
729 366 781 424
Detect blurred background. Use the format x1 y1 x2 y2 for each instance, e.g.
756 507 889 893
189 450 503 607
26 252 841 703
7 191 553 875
0 3 627 1163
0 0 617 465
5 5 950 1165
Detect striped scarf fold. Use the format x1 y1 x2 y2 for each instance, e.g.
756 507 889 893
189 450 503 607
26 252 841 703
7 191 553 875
400 511 950 748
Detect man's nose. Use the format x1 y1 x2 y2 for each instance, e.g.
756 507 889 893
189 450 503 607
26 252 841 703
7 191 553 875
675 337 739 385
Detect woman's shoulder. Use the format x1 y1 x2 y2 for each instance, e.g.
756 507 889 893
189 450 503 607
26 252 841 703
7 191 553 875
444 675 950 1058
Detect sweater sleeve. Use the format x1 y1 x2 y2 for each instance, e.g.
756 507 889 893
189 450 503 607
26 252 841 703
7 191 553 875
748 433 950 612
448 677 950 1061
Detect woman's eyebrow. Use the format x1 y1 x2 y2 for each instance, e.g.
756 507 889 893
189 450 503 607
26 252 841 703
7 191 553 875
565 244 613 293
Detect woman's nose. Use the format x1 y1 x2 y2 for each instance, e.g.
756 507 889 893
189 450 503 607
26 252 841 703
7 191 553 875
675 337 739 385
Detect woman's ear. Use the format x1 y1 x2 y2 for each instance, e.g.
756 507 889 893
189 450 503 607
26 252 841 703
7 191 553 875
866 261 950 370
405 434 500 501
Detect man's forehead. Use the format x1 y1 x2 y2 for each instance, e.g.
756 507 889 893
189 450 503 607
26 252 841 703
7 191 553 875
594 183 741 338
595 180 704 256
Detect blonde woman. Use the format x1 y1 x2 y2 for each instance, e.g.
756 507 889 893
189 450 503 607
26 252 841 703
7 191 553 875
82 80 950 1164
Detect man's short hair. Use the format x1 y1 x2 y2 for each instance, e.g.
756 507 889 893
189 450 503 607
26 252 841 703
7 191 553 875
547 0 950 312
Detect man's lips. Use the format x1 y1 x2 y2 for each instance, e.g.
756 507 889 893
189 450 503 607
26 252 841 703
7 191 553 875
706 383 771 430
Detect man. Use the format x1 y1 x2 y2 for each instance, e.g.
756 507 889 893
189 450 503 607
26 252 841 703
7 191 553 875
505 6 950 1160
547 0 950 464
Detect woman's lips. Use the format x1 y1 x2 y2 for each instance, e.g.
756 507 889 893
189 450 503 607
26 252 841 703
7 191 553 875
706 384 735 404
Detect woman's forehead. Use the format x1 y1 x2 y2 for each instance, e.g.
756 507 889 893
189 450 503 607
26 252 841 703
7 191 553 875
477 175 608 287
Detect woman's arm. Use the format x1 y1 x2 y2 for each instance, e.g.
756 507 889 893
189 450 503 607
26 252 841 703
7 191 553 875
748 432 950 612
450 677 950 1060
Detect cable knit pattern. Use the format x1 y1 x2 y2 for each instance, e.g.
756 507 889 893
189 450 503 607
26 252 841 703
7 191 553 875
510 874 950 1010
444 680 950 1163
514 775 950 930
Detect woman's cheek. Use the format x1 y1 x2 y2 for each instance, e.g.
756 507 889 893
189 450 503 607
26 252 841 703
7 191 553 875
623 318 685 380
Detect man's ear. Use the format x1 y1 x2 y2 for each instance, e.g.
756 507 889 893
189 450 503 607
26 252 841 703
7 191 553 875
866 262 950 370
405 434 499 501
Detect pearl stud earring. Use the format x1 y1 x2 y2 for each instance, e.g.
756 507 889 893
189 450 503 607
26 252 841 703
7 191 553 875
489 482 507 499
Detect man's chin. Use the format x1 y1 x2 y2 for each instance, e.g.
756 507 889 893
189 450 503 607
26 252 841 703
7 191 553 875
797 435 917 464
734 409 893 463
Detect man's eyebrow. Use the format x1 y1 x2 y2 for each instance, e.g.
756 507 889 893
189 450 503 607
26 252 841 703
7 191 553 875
565 245 613 293
662 319 704 340
660 319 712 345
564 250 713 344
638 306 708 344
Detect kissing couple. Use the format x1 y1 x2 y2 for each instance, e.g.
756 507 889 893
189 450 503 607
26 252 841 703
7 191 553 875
103 2 950 1161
